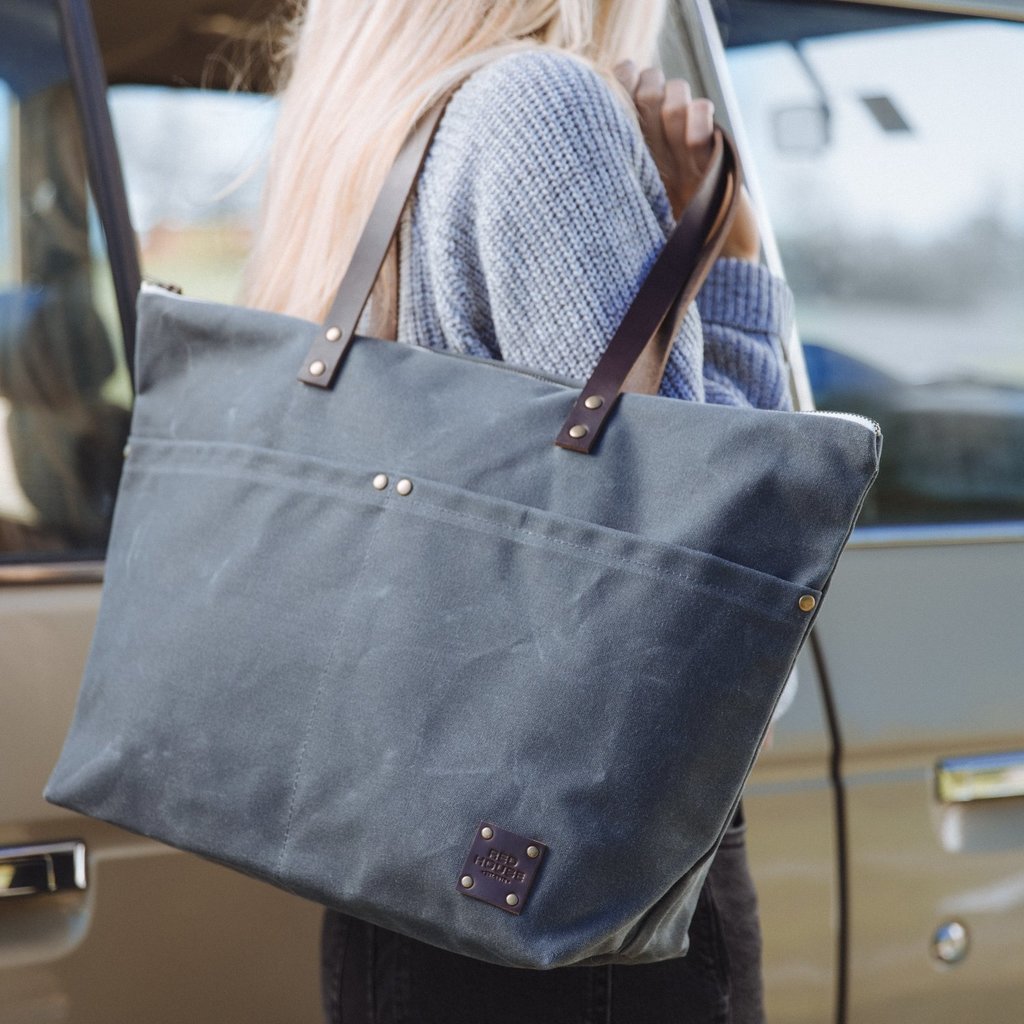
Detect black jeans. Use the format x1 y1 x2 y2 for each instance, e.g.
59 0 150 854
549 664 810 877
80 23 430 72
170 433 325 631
320 809 763 1024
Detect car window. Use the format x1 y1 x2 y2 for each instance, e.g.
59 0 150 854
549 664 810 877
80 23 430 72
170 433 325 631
108 86 276 304
724 10 1024 526
0 2 128 560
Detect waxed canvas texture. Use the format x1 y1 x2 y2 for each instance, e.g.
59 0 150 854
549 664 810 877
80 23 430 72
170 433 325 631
46 287 880 969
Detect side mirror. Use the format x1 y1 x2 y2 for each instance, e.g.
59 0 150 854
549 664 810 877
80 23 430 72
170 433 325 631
771 103 830 156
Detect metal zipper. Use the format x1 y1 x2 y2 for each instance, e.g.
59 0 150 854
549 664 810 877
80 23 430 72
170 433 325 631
138 283 884 425
800 409 881 436
138 284 571 387
141 278 183 295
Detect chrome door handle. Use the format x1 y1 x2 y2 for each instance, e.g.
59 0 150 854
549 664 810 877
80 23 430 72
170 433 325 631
0 841 87 898
937 752 1024 804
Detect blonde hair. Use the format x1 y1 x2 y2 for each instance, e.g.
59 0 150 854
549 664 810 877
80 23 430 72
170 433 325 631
242 0 666 322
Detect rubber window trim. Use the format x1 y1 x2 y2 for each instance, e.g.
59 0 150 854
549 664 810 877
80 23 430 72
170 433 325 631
56 0 141 379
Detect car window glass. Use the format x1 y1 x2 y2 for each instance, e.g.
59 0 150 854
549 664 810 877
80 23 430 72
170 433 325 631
0 1 128 561
109 86 276 304
725 13 1024 526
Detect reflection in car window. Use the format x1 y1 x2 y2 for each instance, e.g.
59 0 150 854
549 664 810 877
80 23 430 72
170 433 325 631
0 1 127 561
725 12 1024 526
109 86 276 304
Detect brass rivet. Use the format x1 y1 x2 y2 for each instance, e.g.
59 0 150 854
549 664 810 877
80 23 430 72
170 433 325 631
584 395 603 410
395 478 413 497
505 894 519 907
526 845 540 859
568 424 588 439
325 326 341 342
799 595 817 613
461 875 474 889
480 826 494 840
372 474 389 491
308 360 326 377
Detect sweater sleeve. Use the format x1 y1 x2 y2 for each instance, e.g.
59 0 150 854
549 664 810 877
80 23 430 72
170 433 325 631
402 49 792 412
697 258 794 410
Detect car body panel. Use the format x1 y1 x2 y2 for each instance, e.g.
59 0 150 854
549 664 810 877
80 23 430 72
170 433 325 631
816 539 1024 1023
744 648 841 1024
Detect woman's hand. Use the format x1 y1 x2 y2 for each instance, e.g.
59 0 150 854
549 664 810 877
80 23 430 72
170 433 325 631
614 61 761 263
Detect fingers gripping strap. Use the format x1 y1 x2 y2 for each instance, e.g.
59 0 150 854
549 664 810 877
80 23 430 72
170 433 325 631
555 129 743 453
298 101 450 388
622 135 742 396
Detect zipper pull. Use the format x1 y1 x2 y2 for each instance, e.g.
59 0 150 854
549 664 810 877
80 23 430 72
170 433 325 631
141 278 184 295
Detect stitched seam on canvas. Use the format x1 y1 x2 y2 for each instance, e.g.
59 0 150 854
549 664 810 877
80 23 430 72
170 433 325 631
123 463 382 511
272 499 387 881
386 498 805 623
124 462 723 585
125 443 809 590
130 434 382 476
124 465 812 620
408 496 787 593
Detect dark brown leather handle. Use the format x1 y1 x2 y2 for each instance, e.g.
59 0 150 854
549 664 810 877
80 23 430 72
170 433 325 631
298 101 449 388
555 129 742 452
298 96 744 458
621 132 741 397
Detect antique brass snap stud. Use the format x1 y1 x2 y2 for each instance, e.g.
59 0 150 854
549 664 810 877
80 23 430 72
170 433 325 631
396 479 413 496
480 826 494 840
308 360 326 377
372 474 389 491
526 846 540 859
584 395 603 410
798 595 817 613
325 326 341 342
568 424 588 439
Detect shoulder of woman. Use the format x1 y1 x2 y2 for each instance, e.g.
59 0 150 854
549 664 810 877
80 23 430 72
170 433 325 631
441 48 645 167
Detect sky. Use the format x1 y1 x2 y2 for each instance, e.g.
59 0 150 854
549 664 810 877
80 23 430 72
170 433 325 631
725 20 1024 242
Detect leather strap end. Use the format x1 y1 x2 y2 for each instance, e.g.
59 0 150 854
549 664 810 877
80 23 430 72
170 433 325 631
298 97 451 388
554 389 620 453
298 328 355 388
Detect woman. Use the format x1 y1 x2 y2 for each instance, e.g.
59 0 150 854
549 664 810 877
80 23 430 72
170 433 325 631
244 2 792 1021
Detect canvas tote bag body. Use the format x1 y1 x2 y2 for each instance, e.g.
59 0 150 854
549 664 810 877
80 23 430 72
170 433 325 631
46 98 880 969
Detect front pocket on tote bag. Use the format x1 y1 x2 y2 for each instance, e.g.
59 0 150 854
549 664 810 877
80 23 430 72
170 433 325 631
50 434 822 966
185 446 818 961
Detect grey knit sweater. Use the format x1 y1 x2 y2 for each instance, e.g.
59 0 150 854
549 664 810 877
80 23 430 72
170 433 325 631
396 49 793 410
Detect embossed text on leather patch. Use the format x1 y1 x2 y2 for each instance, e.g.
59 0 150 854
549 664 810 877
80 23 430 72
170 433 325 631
457 823 547 915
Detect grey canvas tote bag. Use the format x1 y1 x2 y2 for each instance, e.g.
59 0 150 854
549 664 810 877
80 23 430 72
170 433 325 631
46 101 881 969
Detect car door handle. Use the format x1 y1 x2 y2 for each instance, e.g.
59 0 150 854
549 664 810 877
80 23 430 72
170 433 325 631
937 752 1024 804
0 841 87 898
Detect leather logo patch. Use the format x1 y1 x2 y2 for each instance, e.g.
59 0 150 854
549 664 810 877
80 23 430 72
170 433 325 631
457 823 547 915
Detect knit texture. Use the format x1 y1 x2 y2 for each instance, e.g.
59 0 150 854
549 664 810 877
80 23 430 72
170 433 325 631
397 49 794 411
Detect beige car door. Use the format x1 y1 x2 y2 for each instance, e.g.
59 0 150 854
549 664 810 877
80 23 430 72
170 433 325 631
712 1 1024 1021
0 2 321 1019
